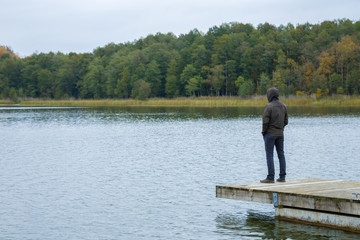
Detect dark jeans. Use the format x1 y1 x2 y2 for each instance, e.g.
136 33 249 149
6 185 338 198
263 134 286 180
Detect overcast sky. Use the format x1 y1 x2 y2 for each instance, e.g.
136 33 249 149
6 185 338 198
2 0 359 56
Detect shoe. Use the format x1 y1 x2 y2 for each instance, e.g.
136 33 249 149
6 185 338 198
260 178 275 183
276 178 286 182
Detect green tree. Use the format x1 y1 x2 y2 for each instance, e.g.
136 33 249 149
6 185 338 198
144 60 162 97
236 76 254 97
345 69 360 94
106 54 130 98
180 64 197 95
225 60 237 96
3 19 360 99
212 34 232 65
0 56 20 91
132 79 151 100
165 59 180 98
115 66 131 98
37 69 52 98
235 76 244 93
329 73 342 94
131 64 146 85
9 87 18 103
185 75 202 96
209 65 224 96
80 59 105 99
191 45 210 70
258 73 270 94
20 56 41 97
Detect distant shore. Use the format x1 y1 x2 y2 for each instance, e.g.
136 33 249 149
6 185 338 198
1 96 360 107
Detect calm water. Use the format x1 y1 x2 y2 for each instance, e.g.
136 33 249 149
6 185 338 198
1 106 360 240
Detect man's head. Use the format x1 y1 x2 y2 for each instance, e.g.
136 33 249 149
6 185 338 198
266 87 279 102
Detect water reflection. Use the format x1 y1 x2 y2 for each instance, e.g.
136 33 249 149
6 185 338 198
99 106 263 120
216 211 360 239
288 106 360 117
1 106 360 126
96 106 360 119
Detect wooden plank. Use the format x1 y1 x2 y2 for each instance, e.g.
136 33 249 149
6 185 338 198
216 178 360 216
276 207 360 233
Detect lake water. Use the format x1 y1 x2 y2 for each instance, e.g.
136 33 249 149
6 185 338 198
1 106 360 240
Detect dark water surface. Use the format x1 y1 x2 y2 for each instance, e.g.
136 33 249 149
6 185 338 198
1 106 360 240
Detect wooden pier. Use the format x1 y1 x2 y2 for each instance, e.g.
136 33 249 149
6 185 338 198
216 178 360 232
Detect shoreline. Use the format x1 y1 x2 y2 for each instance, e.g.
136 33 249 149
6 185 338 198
1 96 360 108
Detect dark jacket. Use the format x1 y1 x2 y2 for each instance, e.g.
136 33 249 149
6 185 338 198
262 88 288 136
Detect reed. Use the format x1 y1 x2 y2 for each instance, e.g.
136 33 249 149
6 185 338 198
6 95 360 107
0 99 15 105
17 97 269 107
311 95 360 106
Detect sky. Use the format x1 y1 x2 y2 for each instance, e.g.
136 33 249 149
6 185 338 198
1 0 360 57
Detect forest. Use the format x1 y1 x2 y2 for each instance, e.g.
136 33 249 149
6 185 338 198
1 19 360 101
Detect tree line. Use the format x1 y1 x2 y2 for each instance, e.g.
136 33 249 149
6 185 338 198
1 19 360 101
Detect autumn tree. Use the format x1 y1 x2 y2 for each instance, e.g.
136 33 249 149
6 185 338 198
333 36 360 93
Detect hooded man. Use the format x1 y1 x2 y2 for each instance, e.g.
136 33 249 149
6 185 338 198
260 87 288 183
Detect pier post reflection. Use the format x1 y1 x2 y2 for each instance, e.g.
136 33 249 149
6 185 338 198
215 211 360 239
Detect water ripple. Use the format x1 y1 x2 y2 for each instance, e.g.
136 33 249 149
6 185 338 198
1 107 360 239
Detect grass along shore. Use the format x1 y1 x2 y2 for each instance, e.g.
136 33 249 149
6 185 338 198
1 96 360 107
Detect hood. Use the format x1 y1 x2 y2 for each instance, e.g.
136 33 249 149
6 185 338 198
266 87 279 102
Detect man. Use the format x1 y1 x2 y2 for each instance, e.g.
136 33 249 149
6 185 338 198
260 87 288 183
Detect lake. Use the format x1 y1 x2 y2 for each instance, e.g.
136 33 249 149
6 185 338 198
1 106 360 240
